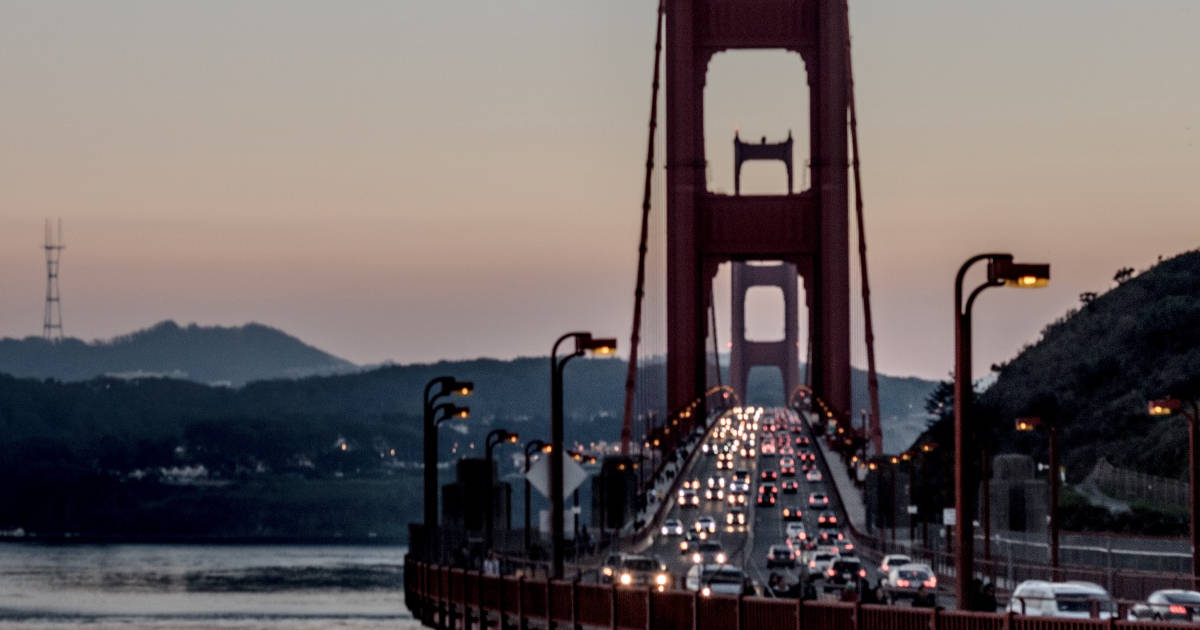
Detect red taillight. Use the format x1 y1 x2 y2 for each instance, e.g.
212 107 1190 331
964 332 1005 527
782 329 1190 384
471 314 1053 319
830 517 837 523
896 579 910 588
799 532 806 540
923 577 937 588
1170 605 1188 615
827 568 836 577
859 569 867 578
845 544 854 550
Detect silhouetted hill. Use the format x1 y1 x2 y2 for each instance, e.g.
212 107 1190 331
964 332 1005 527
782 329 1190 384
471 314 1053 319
911 249 1200 533
0 321 357 386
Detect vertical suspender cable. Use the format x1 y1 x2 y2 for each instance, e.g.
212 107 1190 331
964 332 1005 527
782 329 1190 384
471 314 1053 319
843 0 884 455
709 287 722 390
621 0 666 456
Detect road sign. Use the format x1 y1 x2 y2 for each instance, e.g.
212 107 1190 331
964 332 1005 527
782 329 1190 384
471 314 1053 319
907 504 918 515
526 454 589 500
942 507 955 526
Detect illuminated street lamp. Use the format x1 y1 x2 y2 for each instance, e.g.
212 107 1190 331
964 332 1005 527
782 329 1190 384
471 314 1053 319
422 376 473 561
953 253 1049 609
485 429 520 551
523 439 549 555
1149 397 1200 582
550 332 616 578
1015 416 1060 575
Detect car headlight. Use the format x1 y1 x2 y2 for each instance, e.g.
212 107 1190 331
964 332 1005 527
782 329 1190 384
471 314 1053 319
692 552 702 564
619 573 632 585
716 553 726 564
655 573 668 586
680 541 688 550
603 567 613 577
701 586 712 597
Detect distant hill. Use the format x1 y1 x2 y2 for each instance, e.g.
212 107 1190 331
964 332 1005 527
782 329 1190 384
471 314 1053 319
0 321 357 386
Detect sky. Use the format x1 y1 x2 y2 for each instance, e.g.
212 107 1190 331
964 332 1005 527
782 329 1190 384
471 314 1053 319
0 1 1197 382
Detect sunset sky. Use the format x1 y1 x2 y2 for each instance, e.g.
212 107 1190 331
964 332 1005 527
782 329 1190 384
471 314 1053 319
1 1 1197 382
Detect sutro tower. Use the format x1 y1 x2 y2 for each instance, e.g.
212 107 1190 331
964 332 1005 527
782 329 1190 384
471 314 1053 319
42 218 65 341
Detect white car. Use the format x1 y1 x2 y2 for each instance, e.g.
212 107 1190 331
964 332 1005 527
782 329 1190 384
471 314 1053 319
1006 580 1116 619
805 469 823 482
883 563 936 602
1128 589 1200 622
879 554 913 574
694 516 717 534
807 551 839 574
677 489 700 507
688 540 727 565
685 564 745 597
785 521 807 541
660 518 684 536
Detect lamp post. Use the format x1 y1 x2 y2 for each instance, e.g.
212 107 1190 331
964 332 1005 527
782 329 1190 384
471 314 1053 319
954 253 1048 609
551 332 616 578
1149 397 1200 583
485 429 519 552
524 439 548 556
1015 416 1059 575
422 376 473 561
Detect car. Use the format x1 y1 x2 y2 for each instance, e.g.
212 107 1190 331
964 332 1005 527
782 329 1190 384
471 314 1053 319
1127 589 1200 622
798 449 815 462
817 510 839 525
785 521 807 542
678 489 700 507
781 505 803 521
883 563 936 602
759 482 777 495
757 491 777 507
836 539 855 554
600 553 623 583
725 507 747 530
807 550 839 574
660 518 684 536
685 564 746 597
1006 580 1116 619
795 435 811 447
817 527 845 543
706 476 725 490
779 445 795 457
679 530 703 554
779 457 796 476
781 480 800 494
824 557 867 589
682 478 701 490
767 545 796 568
694 516 717 534
805 469 823 482
716 453 732 470
704 485 726 501
808 493 829 508
761 441 776 456
879 554 913 574
702 442 715 455
760 469 778 482
732 470 751 484
615 554 671 591
689 540 727 565
726 491 747 506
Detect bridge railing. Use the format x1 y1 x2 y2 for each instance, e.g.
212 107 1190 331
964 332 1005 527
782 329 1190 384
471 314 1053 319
404 557 1185 630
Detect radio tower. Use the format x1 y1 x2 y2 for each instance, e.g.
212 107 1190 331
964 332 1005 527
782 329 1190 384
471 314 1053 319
42 218 65 341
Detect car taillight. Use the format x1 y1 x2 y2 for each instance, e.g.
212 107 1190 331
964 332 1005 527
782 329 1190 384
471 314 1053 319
845 544 854 550
923 577 937 588
896 579 910 587
858 569 867 578
827 568 836 577
1170 605 1188 615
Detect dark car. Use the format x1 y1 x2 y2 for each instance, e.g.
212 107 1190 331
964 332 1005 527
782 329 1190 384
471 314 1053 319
824 558 867 589
760 469 778 482
817 510 839 525
781 480 800 494
766 545 796 569
781 505 803 521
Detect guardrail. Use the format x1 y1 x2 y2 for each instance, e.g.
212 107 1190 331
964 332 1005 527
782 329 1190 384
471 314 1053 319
404 558 1184 630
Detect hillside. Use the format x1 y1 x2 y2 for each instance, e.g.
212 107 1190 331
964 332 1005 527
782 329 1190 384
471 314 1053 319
0 320 357 386
910 249 1200 533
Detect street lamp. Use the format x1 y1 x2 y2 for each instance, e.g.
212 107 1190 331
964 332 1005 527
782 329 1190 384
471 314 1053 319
550 331 616 578
1148 397 1200 583
485 429 520 551
1015 416 1060 575
523 439 549 556
953 253 1048 609
422 376 473 561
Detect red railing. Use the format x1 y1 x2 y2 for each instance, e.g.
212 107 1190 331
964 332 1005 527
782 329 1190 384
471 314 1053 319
404 558 1188 630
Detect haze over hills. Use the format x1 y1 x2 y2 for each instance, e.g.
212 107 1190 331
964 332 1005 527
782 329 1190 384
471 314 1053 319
0 320 358 386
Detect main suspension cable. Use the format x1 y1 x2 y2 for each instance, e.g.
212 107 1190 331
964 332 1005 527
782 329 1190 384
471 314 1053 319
621 0 666 456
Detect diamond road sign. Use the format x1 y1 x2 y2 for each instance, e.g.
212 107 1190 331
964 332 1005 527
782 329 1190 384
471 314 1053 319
525 454 589 500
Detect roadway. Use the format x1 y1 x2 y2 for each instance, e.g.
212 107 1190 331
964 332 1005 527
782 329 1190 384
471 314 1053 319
640 406 886 598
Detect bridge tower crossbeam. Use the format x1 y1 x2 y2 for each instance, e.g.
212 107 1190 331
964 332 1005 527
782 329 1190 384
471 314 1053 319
665 0 850 425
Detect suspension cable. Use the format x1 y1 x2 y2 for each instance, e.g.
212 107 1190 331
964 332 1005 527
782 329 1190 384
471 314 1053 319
843 0 883 455
621 0 666 456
